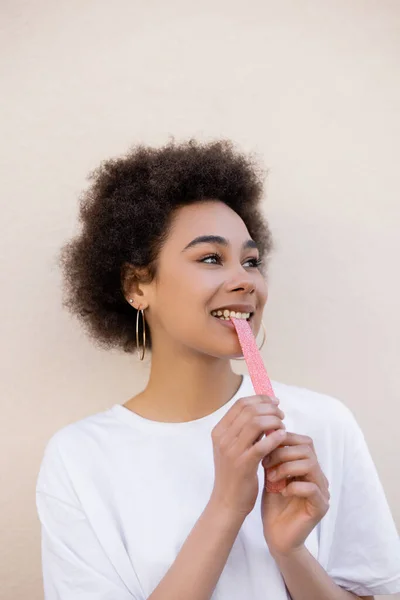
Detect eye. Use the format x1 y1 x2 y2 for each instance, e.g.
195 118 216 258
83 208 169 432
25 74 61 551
246 258 263 268
199 253 263 268
199 253 223 265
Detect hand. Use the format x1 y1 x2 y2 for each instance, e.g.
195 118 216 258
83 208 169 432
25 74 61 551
261 432 330 558
210 394 286 519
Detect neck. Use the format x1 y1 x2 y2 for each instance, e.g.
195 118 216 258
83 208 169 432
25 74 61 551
130 349 243 422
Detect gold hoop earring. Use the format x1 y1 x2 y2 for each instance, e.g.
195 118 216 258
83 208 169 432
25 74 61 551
234 319 266 360
130 299 146 361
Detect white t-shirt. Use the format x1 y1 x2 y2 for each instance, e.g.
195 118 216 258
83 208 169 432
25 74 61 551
36 374 400 599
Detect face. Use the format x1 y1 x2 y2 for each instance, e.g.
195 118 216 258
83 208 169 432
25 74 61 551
134 200 268 359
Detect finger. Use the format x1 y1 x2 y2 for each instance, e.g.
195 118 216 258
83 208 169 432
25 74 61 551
266 458 315 483
263 431 318 476
275 432 315 450
247 428 288 466
263 444 329 497
212 396 280 451
232 413 286 455
223 400 284 449
212 395 279 438
281 481 330 515
262 444 310 470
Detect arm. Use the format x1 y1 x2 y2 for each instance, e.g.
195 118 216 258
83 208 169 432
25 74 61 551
148 497 245 600
272 545 373 600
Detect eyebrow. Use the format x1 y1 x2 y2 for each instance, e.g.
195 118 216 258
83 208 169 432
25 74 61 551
182 235 259 252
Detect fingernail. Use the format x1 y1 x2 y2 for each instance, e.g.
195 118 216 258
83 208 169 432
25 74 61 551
271 397 280 405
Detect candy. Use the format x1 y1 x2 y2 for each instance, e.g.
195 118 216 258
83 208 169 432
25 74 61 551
230 317 286 493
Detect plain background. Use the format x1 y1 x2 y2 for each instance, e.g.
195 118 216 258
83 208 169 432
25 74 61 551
1 1 399 599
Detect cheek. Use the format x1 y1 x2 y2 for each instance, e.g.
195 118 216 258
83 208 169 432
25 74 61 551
157 271 209 326
258 281 268 306
163 263 217 302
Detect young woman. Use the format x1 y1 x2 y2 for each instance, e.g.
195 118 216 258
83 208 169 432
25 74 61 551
36 139 400 599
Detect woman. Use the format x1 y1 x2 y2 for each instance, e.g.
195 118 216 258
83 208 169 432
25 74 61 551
36 139 400 599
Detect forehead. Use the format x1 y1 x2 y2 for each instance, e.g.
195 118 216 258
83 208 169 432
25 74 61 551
168 200 250 245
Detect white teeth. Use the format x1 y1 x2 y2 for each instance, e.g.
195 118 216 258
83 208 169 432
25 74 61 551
210 310 251 320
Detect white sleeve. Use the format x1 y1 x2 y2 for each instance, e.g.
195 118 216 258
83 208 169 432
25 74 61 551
36 436 142 600
323 405 400 596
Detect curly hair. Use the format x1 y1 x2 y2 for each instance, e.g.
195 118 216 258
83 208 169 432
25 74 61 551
59 138 274 354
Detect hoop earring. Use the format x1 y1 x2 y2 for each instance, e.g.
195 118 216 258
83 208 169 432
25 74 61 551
234 319 266 360
130 299 146 361
129 299 265 362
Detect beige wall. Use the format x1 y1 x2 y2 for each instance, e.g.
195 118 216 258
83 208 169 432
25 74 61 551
1 1 399 598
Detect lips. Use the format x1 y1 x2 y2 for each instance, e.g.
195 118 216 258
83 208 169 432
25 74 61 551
211 313 254 326
212 314 251 320
211 304 255 315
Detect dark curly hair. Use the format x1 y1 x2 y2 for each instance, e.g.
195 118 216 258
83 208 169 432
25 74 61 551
59 138 275 354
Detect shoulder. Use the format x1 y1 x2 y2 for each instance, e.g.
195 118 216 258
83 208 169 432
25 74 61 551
271 378 353 419
44 407 118 454
36 407 121 498
269 378 362 442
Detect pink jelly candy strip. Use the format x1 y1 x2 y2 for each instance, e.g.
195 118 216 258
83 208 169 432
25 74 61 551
230 317 286 493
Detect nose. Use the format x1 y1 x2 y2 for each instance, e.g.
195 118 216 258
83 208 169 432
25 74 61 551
230 275 256 294
232 282 255 294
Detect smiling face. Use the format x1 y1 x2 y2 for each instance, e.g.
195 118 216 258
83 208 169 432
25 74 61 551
130 199 269 359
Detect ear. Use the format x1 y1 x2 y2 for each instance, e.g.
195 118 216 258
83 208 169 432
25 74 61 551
121 262 150 309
